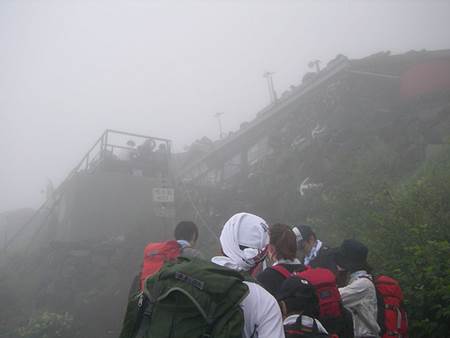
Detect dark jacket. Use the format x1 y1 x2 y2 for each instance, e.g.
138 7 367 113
257 262 306 297
320 307 355 338
308 245 336 271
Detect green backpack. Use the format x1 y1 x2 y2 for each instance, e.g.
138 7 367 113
119 257 250 338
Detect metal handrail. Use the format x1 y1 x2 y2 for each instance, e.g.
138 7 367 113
71 131 107 174
5 129 171 250
69 129 171 175
106 129 171 143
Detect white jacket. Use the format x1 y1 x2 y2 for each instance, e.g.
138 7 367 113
212 256 285 338
339 270 380 338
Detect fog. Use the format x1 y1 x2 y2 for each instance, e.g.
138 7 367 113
1 0 449 213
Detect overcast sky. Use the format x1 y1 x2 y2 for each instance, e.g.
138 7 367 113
1 0 449 212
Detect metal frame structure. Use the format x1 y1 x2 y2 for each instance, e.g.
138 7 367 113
74 129 172 174
5 129 172 251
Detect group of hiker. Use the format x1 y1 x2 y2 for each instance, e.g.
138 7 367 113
120 212 408 338
98 138 169 177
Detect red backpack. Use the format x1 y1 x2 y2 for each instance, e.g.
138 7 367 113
375 275 409 338
271 265 342 319
139 240 181 290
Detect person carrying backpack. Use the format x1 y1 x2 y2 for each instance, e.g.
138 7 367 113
257 223 306 296
266 263 353 338
292 225 337 272
210 212 286 338
268 226 353 338
129 220 204 294
119 212 285 338
276 275 330 338
336 239 380 338
173 220 204 259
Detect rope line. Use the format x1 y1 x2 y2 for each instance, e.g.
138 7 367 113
180 180 219 241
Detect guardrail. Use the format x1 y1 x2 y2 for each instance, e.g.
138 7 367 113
4 129 172 250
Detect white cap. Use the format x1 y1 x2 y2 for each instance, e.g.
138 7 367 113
219 212 269 271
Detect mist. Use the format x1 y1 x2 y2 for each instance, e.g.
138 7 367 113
1 0 449 212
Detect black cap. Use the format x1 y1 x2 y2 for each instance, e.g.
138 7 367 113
335 239 369 272
276 276 318 315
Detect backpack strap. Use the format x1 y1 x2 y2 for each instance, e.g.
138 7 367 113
271 264 292 278
130 292 152 338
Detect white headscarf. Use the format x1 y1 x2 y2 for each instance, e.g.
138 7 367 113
212 212 269 271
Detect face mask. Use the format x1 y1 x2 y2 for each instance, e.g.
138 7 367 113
242 246 268 266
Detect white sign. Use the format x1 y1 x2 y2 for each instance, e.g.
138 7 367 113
298 177 323 196
152 188 175 203
291 136 306 149
311 124 326 138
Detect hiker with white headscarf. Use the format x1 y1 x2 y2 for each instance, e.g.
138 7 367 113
212 212 285 338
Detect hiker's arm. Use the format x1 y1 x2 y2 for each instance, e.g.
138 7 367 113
339 279 368 308
241 282 285 338
256 295 285 338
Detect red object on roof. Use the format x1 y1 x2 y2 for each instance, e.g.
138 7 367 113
400 60 450 99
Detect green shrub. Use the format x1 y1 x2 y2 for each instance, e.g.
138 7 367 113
309 145 450 337
17 312 73 338
397 240 450 337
